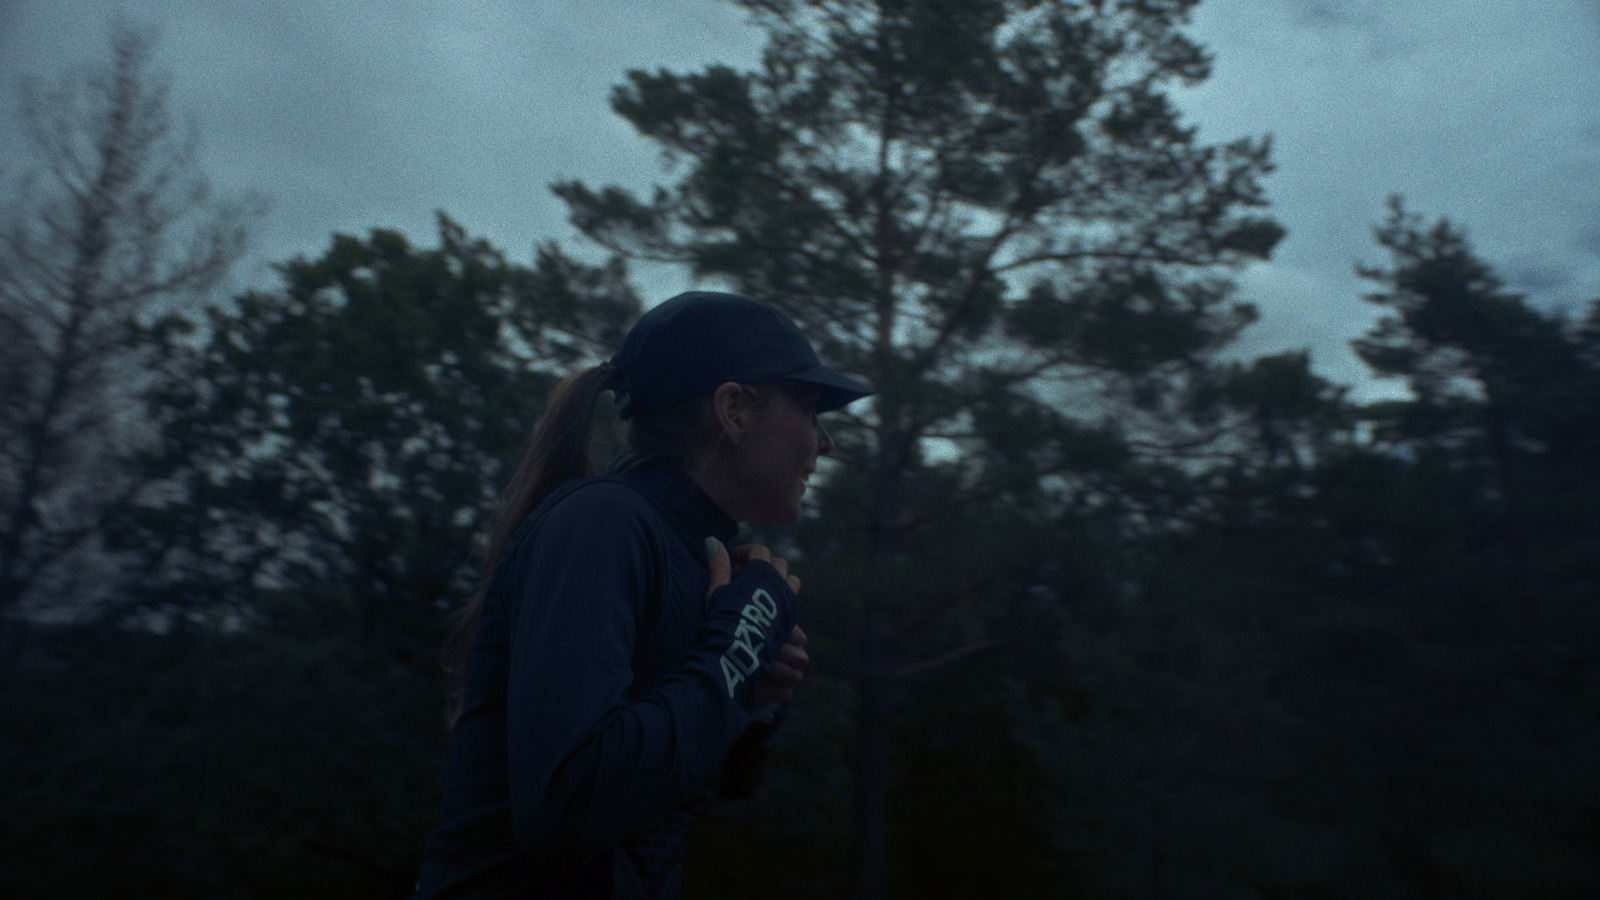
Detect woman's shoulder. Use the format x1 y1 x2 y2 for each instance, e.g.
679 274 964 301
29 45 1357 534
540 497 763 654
542 475 658 521
490 476 667 590
512 475 667 555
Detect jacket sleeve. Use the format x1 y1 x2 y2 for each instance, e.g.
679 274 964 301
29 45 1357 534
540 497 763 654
503 482 797 866
718 714 783 799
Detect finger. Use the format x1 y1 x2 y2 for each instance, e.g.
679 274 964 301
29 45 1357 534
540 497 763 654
774 642 809 672
730 543 768 579
788 625 808 647
704 537 730 603
732 543 771 564
722 543 798 591
756 682 795 706
763 661 804 686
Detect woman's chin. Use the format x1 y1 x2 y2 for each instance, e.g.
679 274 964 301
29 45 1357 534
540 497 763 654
761 500 803 527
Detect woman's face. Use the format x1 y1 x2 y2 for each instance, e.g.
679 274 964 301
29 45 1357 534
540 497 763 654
727 383 834 525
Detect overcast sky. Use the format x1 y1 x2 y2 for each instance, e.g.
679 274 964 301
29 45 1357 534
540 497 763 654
3 0 1597 396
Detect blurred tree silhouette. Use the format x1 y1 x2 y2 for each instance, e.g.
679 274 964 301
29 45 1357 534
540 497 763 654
5 10 1594 899
0 22 257 654
1321 202 1600 893
2 222 638 897
115 219 636 653
1354 197 1600 613
1133 203 1600 896
555 1 1280 891
2 596 445 898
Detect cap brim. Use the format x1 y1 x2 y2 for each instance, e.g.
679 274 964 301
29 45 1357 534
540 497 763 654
783 365 875 413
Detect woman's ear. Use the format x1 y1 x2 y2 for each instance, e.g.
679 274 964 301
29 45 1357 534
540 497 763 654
711 381 751 445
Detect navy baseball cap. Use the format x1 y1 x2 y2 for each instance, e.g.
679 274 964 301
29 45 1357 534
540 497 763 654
610 291 873 419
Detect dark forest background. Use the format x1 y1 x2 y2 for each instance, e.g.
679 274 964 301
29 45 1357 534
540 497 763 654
3 3 1596 898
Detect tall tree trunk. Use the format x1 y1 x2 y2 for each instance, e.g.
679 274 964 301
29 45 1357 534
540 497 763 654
1485 407 1532 623
853 596 893 899
854 420 905 899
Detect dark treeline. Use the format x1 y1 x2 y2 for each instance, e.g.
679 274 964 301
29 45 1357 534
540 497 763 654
3 4 1597 898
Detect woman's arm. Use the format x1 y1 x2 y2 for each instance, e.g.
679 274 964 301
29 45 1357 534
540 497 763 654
501 482 797 866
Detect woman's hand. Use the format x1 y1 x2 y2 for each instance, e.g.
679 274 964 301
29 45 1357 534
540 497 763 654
705 539 809 705
704 539 801 599
756 626 808 706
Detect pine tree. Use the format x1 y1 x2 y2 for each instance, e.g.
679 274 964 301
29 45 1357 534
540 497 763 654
119 218 637 660
555 1 1280 891
1256 201 1600 894
1354 197 1598 613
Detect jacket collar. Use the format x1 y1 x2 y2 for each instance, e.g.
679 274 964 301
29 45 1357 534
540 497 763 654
608 453 739 544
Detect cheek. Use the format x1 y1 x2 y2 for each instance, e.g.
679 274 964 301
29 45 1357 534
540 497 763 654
793 421 819 463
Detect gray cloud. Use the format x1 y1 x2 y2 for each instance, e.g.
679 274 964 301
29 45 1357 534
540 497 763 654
3 0 1595 393
1182 0 1600 393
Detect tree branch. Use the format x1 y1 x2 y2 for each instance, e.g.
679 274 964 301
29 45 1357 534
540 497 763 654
892 638 1004 682
993 247 1207 272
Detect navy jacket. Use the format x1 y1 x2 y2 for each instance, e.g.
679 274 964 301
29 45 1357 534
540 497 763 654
414 457 798 899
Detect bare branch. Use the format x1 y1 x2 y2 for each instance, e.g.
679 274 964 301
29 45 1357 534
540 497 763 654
0 21 255 618
892 638 1005 682
993 247 1208 272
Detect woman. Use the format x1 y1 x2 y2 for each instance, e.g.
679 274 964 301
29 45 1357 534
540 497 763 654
413 292 872 899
